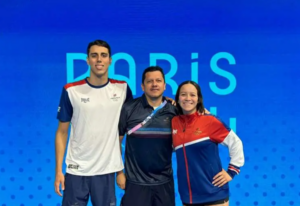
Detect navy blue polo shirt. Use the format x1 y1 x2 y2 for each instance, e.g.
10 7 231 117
118 94 178 185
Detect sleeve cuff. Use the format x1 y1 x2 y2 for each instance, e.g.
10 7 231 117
227 164 241 179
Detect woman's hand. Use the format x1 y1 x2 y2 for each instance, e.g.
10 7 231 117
212 169 232 187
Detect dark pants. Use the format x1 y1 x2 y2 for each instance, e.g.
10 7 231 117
121 180 175 206
62 173 116 206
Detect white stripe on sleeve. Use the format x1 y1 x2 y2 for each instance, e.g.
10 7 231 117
221 130 245 167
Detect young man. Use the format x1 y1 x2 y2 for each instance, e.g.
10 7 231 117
54 40 133 206
118 66 177 206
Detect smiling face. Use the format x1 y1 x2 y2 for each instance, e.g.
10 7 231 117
86 45 112 78
178 83 199 115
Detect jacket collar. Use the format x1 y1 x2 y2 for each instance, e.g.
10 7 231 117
179 111 202 122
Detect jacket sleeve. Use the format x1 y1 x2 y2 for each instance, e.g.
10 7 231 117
209 115 245 178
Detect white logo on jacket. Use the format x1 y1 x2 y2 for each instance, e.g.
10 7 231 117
173 129 177 134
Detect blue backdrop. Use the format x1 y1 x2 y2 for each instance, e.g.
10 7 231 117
0 1 300 205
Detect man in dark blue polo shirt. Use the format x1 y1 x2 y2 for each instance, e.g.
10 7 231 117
117 66 177 206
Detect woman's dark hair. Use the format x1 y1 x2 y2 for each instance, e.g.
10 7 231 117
175 81 205 115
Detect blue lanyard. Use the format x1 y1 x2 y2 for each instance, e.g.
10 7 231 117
127 100 167 135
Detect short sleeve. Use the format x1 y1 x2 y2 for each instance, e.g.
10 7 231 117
56 87 73 122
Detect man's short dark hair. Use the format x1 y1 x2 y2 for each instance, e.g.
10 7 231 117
87 40 111 57
142 66 165 83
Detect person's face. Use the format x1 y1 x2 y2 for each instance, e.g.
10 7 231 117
141 71 166 99
87 45 111 78
178 83 198 115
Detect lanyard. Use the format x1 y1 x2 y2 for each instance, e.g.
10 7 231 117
127 100 167 135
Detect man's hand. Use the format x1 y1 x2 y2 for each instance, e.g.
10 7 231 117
212 169 232 187
54 172 65 196
117 171 126 190
165 97 176 106
200 108 210 115
204 108 210 114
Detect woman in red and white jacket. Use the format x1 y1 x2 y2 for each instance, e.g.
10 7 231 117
172 81 244 206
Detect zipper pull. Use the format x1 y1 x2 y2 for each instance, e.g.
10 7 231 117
183 128 185 132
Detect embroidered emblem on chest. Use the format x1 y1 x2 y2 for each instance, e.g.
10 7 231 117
110 93 121 101
194 128 202 135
